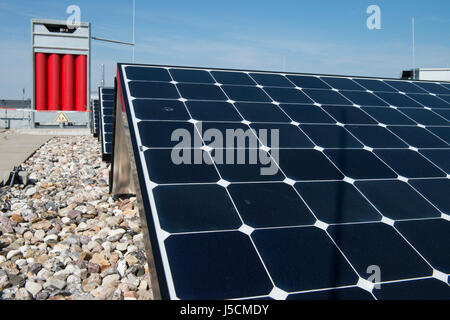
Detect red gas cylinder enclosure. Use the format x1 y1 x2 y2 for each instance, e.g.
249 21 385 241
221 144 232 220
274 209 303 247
61 54 75 111
35 53 48 111
47 53 62 111
75 55 87 111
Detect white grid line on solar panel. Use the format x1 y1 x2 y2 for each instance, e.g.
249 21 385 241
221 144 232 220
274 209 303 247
122 65 450 299
124 64 450 94
100 87 115 154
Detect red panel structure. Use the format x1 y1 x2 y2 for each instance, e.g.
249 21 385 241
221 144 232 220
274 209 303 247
35 53 48 111
48 54 61 111
75 55 87 111
62 54 75 111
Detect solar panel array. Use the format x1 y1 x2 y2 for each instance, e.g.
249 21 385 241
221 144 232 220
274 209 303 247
99 87 115 161
116 63 450 300
91 99 99 137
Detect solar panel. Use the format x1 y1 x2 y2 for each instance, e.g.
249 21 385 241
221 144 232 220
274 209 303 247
99 87 115 161
91 99 99 137
112 63 450 300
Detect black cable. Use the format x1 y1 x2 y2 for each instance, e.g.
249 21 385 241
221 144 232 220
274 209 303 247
0 166 21 212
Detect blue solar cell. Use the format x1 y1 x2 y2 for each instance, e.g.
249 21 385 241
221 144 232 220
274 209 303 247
210 71 256 85
413 82 450 95
300 124 363 148
374 92 423 108
419 149 450 173
170 68 215 84
356 180 441 220
249 123 314 148
321 106 378 125
384 80 428 94
288 287 374 300
373 278 450 300
249 73 294 87
129 81 180 99
132 99 190 120
396 219 450 273
138 121 202 148
433 109 450 121
278 149 344 181
374 149 446 178
279 104 335 124
399 108 449 126
228 183 316 228
361 107 416 125
144 149 219 184
166 231 273 299
410 179 450 214
438 95 450 105
345 125 408 148
222 85 271 102
263 87 313 104
215 150 285 182
295 181 381 223
339 90 389 106
252 227 358 292
406 93 450 109
303 89 353 105
177 83 227 101
427 127 450 145
286 75 331 89
388 126 449 148
185 101 242 121
352 78 398 92
234 102 290 122
325 149 397 179
328 223 433 281
153 184 241 233
320 77 365 91
125 66 171 81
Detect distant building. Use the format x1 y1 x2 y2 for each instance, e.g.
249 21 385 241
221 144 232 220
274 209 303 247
401 68 450 81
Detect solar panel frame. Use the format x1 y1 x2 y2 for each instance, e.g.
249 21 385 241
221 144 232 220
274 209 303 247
99 86 115 162
91 99 99 137
112 63 450 300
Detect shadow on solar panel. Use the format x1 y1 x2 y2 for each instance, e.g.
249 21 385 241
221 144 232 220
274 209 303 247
107 63 450 300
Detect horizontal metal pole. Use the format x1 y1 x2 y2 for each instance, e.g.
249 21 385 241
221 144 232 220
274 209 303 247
91 36 134 46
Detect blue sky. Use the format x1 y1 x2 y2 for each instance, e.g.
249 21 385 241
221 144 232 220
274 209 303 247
0 0 449 99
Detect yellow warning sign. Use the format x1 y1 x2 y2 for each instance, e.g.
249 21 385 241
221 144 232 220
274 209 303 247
55 112 69 123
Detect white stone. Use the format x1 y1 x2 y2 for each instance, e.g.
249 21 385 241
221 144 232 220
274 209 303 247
117 260 127 277
107 229 126 242
25 280 42 297
103 274 120 288
43 234 58 243
6 249 21 260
